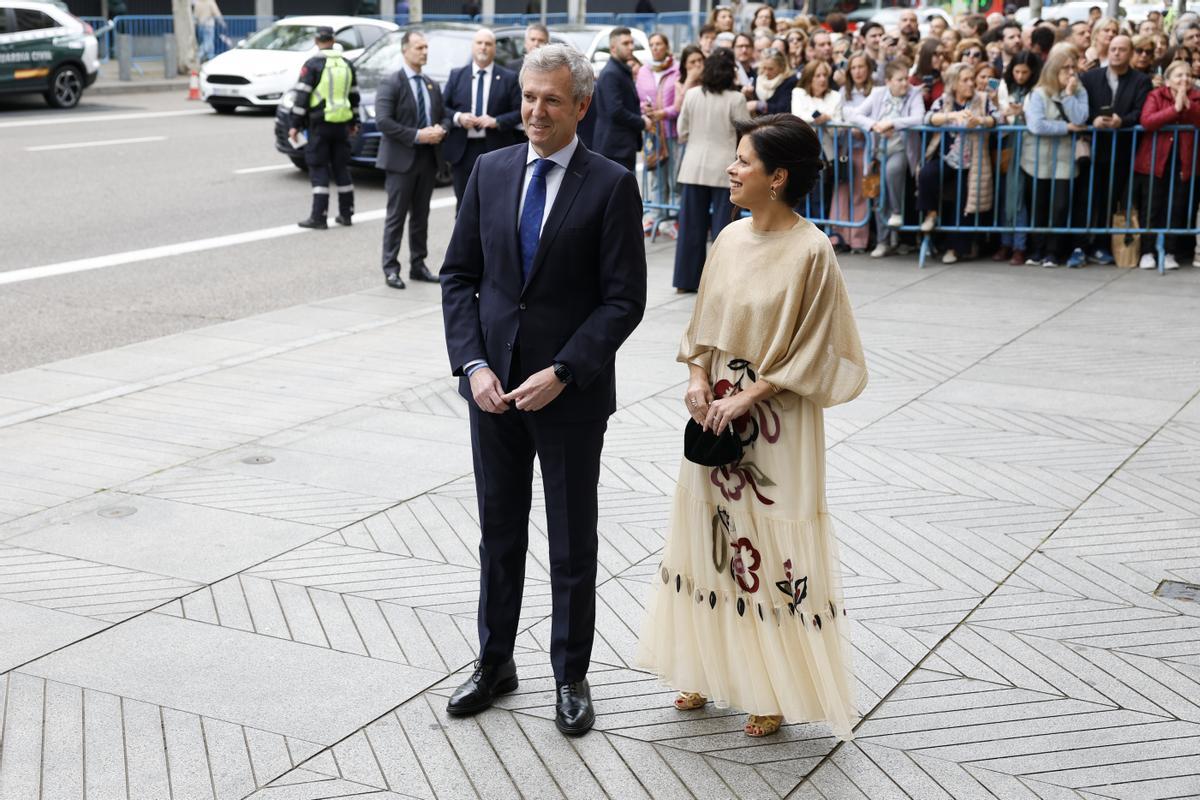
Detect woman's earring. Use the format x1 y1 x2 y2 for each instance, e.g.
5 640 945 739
769 187 778 201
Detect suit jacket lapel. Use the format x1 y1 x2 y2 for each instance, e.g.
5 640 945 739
487 71 502 115
505 146 526 287
395 70 420 122
522 145 589 294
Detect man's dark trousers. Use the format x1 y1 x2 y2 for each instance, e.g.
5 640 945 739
306 121 354 219
382 145 436 271
470 375 606 683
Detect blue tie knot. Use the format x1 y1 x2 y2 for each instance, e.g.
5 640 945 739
532 158 554 179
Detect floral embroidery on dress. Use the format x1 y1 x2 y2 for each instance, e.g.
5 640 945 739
775 558 809 608
730 537 762 593
709 358 779 506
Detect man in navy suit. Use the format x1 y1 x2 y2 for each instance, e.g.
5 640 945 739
440 44 647 737
443 29 523 210
591 27 650 172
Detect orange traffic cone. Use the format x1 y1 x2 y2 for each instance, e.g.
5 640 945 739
187 70 200 101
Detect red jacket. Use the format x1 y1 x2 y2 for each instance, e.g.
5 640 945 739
1135 86 1200 178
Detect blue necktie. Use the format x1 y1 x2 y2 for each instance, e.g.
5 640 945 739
411 74 427 127
474 70 485 116
520 159 554 282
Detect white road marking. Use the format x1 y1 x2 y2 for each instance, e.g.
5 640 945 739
0 109 210 130
26 136 167 152
234 163 296 175
0 196 457 287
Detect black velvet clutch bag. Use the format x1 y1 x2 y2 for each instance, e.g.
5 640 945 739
684 419 743 467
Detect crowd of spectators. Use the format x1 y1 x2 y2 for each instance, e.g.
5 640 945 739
584 3 1200 278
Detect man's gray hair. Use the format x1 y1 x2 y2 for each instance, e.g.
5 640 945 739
519 43 595 101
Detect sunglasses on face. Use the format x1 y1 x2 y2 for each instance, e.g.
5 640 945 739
963 50 984 58
1135 48 1154 55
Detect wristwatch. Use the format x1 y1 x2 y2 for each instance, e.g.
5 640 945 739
553 362 573 385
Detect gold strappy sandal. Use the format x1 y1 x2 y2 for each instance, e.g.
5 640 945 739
673 692 708 711
744 714 783 737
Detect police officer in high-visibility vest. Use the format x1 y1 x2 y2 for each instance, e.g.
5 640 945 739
288 26 360 229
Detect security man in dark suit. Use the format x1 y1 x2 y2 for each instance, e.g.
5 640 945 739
1080 34 1152 263
443 29 523 210
288 26 359 229
375 30 447 289
591 27 650 172
440 44 646 736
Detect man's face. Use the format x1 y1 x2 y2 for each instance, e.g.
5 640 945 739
813 32 833 62
699 31 715 54
754 36 772 61
1108 35 1132 68
525 27 548 51
1003 27 1021 54
929 17 946 37
1071 23 1090 49
473 31 495 66
734 37 753 63
899 10 918 35
610 33 634 62
865 26 883 51
403 34 428 69
521 65 588 154
1186 27 1200 50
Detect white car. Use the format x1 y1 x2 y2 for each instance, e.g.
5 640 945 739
199 15 397 113
552 25 652 77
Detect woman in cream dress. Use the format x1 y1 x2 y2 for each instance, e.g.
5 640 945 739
636 114 868 740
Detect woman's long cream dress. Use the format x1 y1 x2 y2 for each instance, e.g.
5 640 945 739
636 215 868 741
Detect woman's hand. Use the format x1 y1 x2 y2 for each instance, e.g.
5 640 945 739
872 119 894 134
684 378 714 425
1064 74 1079 96
704 391 755 433
813 113 831 125
1066 122 1088 133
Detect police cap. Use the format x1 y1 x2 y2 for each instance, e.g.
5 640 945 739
315 26 336 42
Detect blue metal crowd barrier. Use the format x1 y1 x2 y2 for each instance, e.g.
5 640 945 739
877 124 1200 274
637 121 1198 275
107 15 276 62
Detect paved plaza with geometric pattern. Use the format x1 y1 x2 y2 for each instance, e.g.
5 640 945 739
1 242 1199 799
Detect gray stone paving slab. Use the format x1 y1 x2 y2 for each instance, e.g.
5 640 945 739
18 612 443 745
0 598 107 672
7 492 328 583
3 246 1200 798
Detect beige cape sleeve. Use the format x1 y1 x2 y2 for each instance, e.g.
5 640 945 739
758 241 867 407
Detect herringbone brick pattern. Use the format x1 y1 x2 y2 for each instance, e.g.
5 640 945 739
2 250 1199 799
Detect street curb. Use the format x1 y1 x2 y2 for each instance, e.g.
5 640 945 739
90 80 190 97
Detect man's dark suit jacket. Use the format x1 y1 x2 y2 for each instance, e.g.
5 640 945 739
374 69 449 173
440 142 647 422
442 62 522 165
592 58 644 163
1081 66 1152 144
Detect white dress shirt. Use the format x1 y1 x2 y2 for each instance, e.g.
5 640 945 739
455 60 494 139
517 135 579 236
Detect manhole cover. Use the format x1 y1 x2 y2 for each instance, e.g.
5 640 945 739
1154 580 1200 602
242 455 275 465
97 506 137 519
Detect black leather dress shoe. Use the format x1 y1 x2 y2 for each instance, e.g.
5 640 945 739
335 215 352 226
446 658 518 717
297 217 327 229
385 270 406 290
554 679 594 736
409 263 439 283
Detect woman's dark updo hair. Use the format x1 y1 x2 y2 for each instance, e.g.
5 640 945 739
734 114 826 206
700 48 737 94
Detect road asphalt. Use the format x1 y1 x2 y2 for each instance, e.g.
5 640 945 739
1 89 458 373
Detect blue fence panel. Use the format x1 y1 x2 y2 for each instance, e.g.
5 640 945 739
113 14 173 61
615 13 658 33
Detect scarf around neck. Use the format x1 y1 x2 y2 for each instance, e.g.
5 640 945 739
652 54 674 72
756 70 788 101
